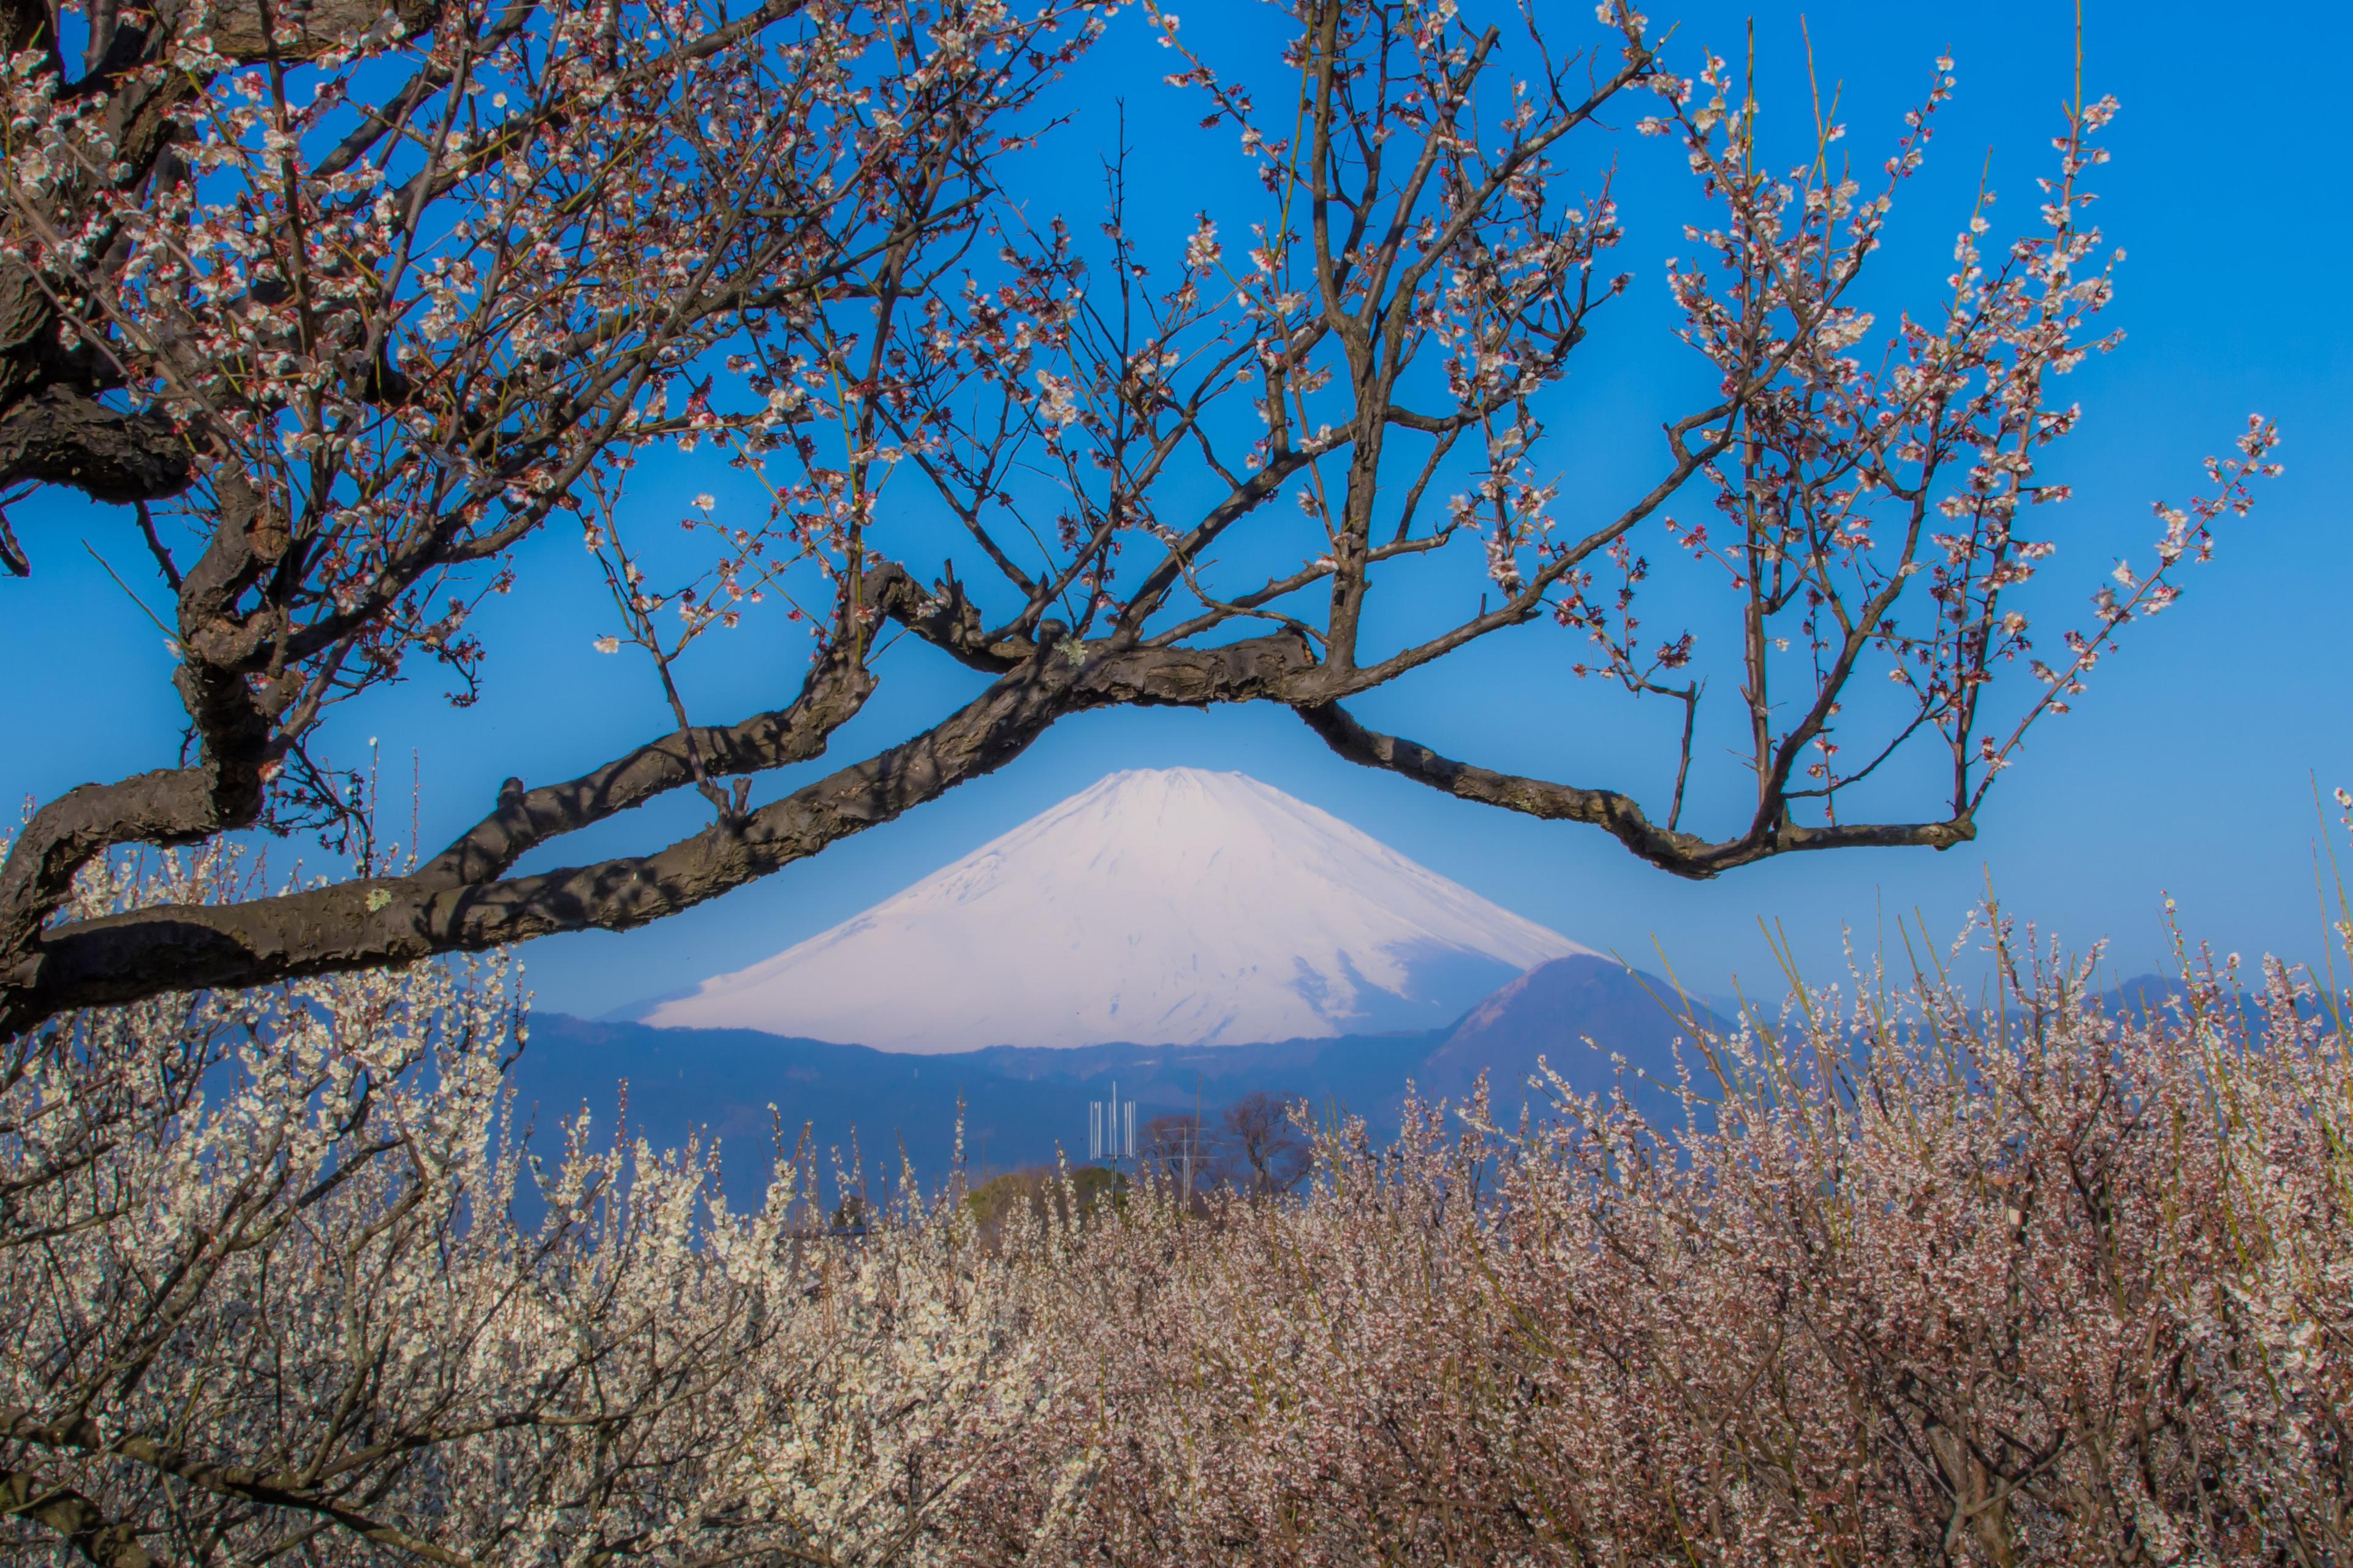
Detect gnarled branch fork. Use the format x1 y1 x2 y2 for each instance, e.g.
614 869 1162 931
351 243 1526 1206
1 566 1317 1035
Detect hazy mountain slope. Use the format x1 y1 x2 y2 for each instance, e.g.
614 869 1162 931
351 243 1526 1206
1419 953 1727 1118
513 1013 1446 1211
643 768 1587 1051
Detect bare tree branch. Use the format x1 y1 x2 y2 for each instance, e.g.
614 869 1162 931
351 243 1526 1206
2 630 1314 1032
1295 699 1973 880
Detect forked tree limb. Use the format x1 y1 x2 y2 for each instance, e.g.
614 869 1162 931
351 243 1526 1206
0 556 980 973
1294 700 1974 880
0 768 245 968
419 555 1029 890
0 629 1315 1037
420 640 880 887
0 480 286 962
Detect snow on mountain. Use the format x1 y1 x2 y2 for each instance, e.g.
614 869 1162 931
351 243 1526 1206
643 767 1591 1052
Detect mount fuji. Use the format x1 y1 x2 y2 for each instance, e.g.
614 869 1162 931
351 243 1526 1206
641 768 1591 1052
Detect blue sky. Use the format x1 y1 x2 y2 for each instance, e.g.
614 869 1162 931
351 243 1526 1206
7 0 2349 1018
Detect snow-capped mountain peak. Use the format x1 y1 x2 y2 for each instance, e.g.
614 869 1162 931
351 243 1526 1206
643 767 1590 1052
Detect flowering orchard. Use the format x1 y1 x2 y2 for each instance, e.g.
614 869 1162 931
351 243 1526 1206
0 843 1068 1566
0 0 2281 1039
5 842 2347 1564
968 923 2353 1567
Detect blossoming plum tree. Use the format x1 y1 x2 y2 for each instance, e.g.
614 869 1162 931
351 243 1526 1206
0 843 1067 1565
7 834 2352 1561
0 0 2278 1039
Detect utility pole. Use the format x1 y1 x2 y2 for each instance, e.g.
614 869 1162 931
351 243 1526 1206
1191 1071 1205 1206
1088 1080 1134 1181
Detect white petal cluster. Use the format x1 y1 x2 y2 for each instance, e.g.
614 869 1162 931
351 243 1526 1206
6 844 2349 1564
0 841 1074 1564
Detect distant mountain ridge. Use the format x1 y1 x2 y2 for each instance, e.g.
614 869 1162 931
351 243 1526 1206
520 959 2339 1213
518 954 1727 1209
1422 953 1730 1113
532 768 1732 1202
639 768 1588 1051
513 1012 1452 1211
